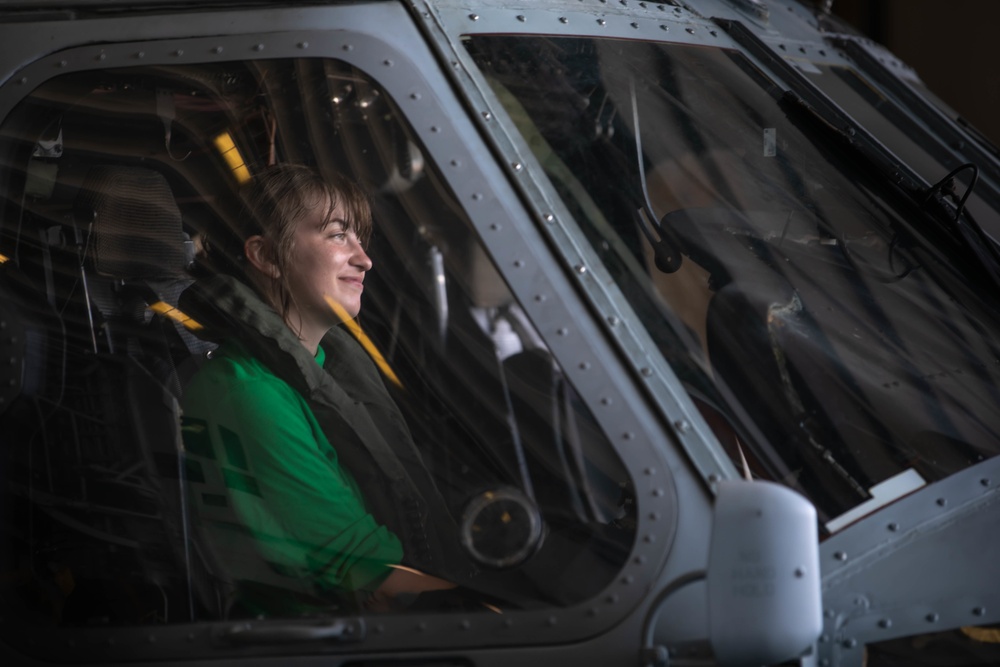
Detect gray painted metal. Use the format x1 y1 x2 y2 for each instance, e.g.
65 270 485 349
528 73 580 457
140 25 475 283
1 1 998 666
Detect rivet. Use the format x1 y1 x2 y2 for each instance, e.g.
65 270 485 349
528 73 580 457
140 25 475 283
634 555 646 564
460 620 471 630
607 315 619 326
512 162 523 171
136 51 145 59
587 607 599 617
820 633 829 642
513 260 524 268
825 609 836 619
597 18 606 26
97 52 106 61
686 27 695 34
926 612 939 623
644 467 655 475
601 397 612 406
536 295 547 303
410 92 421 100
253 43 264 52
622 575 634 584
578 361 590 369
649 512 659 520
820 660 830 667
640 367 653 377
673 419 690 433
469 14 479 21
375 624 385 634
450 159 461 167
936 497 947 507
606 593 619 604
187 633 196 641
888 522 899 532
660 24 669 31
557 328 569 336
431 126 441 133
643 533 656 543
981 478 991 487
343 44 354 51
383 59 393 67
631 22 639 29
489 223 500 231
482 111 492 120
504 618 514 628
973 606 986 616
547 616 557 626
298 42 309 49
878 618 892 629
622 431 634 440
576 264 587 274
472 192 483 201
517 15 526 22
834 551 848 562
842 638 856 649
146 635 156 643
710 30 718 36
559 17 569 24
543 213 555 223
794 567 805 578
417 622 427 632
57 60 67 68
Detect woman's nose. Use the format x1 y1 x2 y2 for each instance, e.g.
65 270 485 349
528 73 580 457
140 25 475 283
351 240 373 271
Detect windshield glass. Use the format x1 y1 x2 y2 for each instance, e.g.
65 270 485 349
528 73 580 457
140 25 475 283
465 36 1000 531
802 64 1000 241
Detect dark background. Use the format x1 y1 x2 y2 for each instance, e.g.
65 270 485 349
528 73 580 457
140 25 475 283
830 0 1000 146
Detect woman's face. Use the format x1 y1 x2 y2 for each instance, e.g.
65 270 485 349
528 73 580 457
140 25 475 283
283 197 372 331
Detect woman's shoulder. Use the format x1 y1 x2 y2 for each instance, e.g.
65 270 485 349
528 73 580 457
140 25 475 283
184 340 299 406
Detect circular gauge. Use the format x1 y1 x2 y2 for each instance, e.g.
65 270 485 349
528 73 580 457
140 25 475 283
460 486 543 569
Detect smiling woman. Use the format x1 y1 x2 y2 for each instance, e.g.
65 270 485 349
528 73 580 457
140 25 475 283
180 164 466 613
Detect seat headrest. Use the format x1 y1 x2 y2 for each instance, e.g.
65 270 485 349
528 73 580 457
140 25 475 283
77 166 188 280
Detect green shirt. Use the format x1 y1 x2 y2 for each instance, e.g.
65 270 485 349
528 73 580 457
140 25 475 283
181 339 403 595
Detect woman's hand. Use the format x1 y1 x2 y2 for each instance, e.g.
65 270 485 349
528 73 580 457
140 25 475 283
365 565 456 612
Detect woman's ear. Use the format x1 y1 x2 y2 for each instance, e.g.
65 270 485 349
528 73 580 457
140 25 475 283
244 235 281 278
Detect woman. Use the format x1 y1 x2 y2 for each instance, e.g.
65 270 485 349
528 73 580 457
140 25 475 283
180 164 469 614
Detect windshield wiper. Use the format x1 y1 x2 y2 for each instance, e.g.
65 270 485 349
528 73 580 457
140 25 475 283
628 76 683 274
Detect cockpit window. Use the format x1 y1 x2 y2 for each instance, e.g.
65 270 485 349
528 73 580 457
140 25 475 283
0 56 635 634
465 35 1000 531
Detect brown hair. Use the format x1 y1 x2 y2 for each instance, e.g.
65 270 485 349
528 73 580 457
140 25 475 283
238 163 372 321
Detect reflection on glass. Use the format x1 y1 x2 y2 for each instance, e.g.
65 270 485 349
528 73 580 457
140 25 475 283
465 36 1000 528
803 64 1000 240
0 56 635 635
